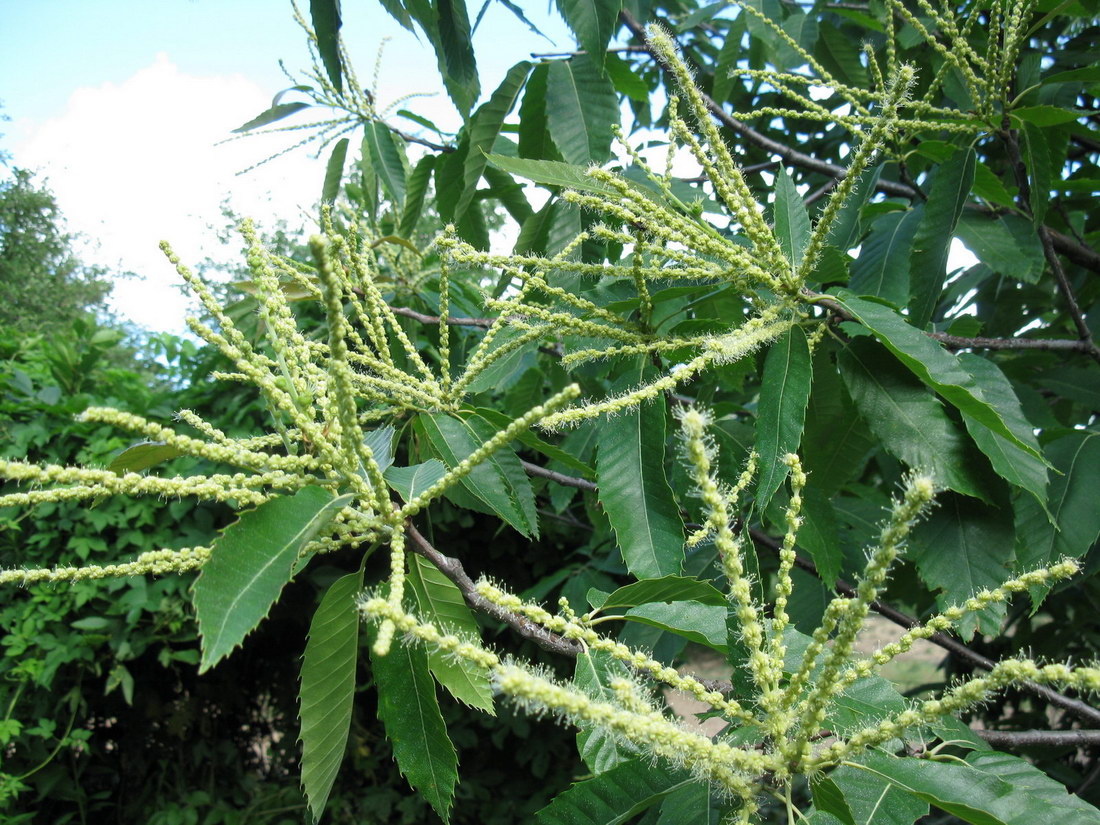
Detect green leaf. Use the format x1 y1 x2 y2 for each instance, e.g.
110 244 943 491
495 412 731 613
831 293 1043 459
596 392 684 579
622 602 728 653
803 351 876 497
755 325 813 511
826 163 882 252
310 0 343 93
473 406 594 477
574 650 633 774
1010 104 1086 126
457 61 532 218
546 55 619 165
656 781 721 825
1016 431 1100 599
108 441 182 474
908 148 975 328
536 758 691 825
232 102 311 133
405 0 480 117
364 122 408 208
385 460 448 503
486 154 617 194
814 763 929 825
966 751 1100 821
712 16 747 102
851 751 1100 825
954 213 1045 283
589 575 727 611
554 0 623 71
299 570 363 822
849 208 923 307
956 354 1047 508
774 166 811 269
838 339 989 499
321 138 349 204
407 554 495 714
368 627 458 824
604 53 649 102
417 412 539 537
193 487 353 672
909 493 1014 639
399 154 436 239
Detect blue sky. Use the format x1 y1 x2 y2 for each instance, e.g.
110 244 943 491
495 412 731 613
1 1 574 332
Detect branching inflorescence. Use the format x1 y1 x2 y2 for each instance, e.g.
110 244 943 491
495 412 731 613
0 17 1096 825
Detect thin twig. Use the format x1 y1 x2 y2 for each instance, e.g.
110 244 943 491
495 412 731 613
521 460 596 489
972 729 1100 748
390 306 494 328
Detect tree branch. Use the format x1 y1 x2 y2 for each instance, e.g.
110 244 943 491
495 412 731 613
389 306 494 328
972 729 1100 748
404 522 582 657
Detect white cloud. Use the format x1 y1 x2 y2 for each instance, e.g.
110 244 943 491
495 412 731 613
12 53 328 334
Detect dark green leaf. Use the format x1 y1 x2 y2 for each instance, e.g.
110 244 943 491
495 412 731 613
1010 105 1086 126
622 602 727 652
1016 431 1100 600
597 391 684 579
574 651 633 773
588 576 727 611
232 102 311 133
368 627 458 823
815 763 929 825
831 293 1043 459
418 412 539 536
405 0 480 117
399 155 436 239
385 460 448 503
954 213 1044 283
546 55 619 165
604 53 649 102
321 138 349 204
193 487 353 672
299 570 362 822
457 61 532 218
364 123 408 208
310 0 343 93
956 354 1047 508
554 0 623 71
838 339 989 499
852 751 1100 825
908 148 975 327
826 163 882 252
108 441 182 474
407 554 495 713
774 166 811 269
536 758 691 825
755 325 813 510
849 208 923 307
486 154 617 193
909 493 1014 638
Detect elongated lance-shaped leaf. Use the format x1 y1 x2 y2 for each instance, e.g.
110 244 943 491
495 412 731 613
851 751 1100 825
416 411 539 537
232 101 311 133
848 208 923 307
310 0 343 93
363 122 408 208
546 55 619 165
193 486 353 672
407 553 495 714
575 650 633 774
555 0 623 71
368 622 458 824
838 338 990 500
908 147 975 328
537 758 693 825
399 154 437 239
405 0 480 117
108 441 182 474
812 762 928 825
299 570 363 822
321 138 349 204
487 154 617 194
385 460 447 502
830 292 1044 459
773 166 811 269
597 383 684 579
755 325 813 511
456 60 532 218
